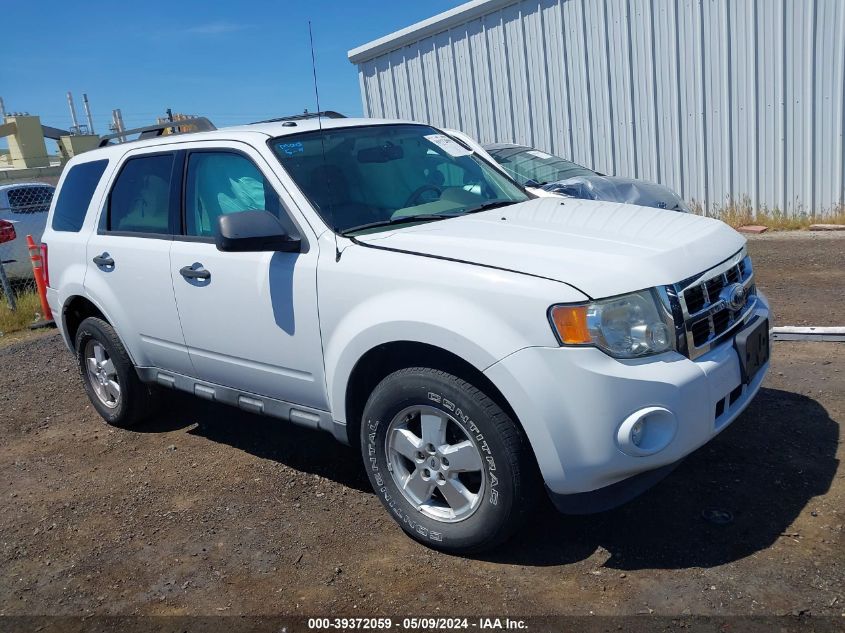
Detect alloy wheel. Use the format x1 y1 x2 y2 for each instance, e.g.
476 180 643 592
385 405 485 523
84 340 121 409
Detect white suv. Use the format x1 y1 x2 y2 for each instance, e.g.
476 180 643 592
42 118 771 552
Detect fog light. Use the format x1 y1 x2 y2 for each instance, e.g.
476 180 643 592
631 420 644 447
616 406 678 457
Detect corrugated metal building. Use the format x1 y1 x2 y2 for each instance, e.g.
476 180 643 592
349 0 845 215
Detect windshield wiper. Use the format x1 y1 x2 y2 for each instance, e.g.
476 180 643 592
462 200 519 214
341 201 521 236
340 214 458 236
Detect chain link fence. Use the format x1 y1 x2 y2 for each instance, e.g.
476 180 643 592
0 183 55 315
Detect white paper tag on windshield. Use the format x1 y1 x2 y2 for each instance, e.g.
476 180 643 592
424 134 472 157
527 149 552 160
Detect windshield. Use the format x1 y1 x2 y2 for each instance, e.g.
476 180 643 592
271 124 528 235
486 146 595 187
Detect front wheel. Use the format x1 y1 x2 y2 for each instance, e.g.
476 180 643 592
360 367 537 553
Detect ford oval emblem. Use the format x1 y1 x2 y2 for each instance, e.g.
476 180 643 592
720 283 746 311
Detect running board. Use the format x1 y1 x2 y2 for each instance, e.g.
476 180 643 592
134 367 347 442
770 326 845 342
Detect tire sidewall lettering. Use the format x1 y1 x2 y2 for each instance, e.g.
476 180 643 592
363 386 503 545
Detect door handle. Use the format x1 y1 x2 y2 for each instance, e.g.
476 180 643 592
180 264 211 281
93 253 114 268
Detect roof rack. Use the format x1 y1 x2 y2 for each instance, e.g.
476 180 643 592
251 111 347 124
98 117 217 147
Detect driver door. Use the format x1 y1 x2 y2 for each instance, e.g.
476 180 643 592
169 144 327 410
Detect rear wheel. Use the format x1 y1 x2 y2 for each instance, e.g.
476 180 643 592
75 317 159 427
361 367 537 553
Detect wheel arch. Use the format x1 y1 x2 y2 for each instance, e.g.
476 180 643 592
62 294 140 366
342 340 524 451
62 295 110 349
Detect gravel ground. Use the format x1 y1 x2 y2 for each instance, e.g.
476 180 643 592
746 231 845 327
0 233 842 618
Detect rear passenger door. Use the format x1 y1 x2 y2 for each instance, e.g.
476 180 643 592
84 149 192 375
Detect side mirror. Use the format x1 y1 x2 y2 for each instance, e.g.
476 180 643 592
215 210 301 253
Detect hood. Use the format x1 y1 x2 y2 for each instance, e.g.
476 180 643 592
354 197 745 299
542 174 689 212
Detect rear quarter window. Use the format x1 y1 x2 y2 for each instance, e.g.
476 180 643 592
52 159 110 232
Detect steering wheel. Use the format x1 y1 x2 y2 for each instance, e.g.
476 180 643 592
404 184 443 207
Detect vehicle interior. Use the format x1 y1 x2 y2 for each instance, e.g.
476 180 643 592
272 124 525 232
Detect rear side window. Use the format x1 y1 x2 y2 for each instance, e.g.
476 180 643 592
7 186 54 214
108 154 175 235
51 159 109 232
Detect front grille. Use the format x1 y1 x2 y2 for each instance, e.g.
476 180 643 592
671 250 756 359
690 318 711 346
685 285 706 313
712 308 731 336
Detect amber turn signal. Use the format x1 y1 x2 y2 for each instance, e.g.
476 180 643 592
550 305 591 345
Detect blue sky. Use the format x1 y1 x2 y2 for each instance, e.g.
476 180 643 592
1 0 463 143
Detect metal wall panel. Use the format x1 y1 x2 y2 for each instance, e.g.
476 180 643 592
353 0 845 215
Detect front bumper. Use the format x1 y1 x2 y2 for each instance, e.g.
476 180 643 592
484 296 770 510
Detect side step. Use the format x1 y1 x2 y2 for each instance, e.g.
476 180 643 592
140 367 348 443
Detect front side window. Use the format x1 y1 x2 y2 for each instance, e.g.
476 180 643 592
51 159 108 232
108 154 175 234
487 146 594 187
184 152 279 237
270 124 528 235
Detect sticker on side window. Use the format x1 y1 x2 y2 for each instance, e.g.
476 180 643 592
424 134 471 157
527 150 552 160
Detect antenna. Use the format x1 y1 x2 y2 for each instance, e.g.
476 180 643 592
309 20 342 262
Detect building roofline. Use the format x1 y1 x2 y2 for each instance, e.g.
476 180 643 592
348 0 513 65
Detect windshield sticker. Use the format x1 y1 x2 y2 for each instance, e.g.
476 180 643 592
424 134 472 157
527 149 552 160
278 141 304 157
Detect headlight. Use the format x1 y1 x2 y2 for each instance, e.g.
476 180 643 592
549 289 675 358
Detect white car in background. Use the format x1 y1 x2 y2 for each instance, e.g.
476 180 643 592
0 182 55 279
483 143 690 212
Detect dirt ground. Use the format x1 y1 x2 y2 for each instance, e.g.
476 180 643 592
0 233 842 618
747 231 845 327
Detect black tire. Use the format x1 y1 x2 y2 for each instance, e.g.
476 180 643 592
360 367 537 553
74 317 159 428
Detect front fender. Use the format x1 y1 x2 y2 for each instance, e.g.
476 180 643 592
324 287 552 425
318 232 587 426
